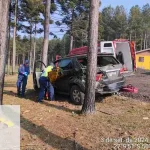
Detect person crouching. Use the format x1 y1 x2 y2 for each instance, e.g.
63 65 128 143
38 65 55 103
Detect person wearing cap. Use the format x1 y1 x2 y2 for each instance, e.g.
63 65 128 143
16 60 30 97
38 64 55 102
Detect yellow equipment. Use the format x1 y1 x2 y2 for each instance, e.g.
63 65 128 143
48 67 63 83
41 66 53 77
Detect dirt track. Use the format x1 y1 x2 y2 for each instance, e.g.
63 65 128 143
120 69 150 102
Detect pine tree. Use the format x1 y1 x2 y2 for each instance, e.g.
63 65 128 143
82 0 99 114
0 0 10 105
42 0 51 66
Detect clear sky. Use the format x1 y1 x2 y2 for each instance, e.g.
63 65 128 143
101 0 150 11
19 0 150 39
50 0 150 39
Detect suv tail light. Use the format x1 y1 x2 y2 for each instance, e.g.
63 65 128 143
96 74 103 81
120 67 127 74
120 68 124 74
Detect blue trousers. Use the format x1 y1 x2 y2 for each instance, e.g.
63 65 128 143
17 75 27 96
38 76 54 102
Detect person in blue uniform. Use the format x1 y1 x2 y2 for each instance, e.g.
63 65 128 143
38 65 55 103
16 60 30 97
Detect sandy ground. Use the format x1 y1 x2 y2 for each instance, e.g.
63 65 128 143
3 74 150 150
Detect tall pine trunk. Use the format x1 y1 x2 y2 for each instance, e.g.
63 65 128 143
29 24 33 72
0 0 10 105
69 10 74 51
33 24 36 70
146 34 148 49
82 0 99 114
7 49 11 74
28 51 30 61
129 32 132 41
42 0 51 67
141 34 143 50
7 2 11 75
69 35 73 51
16 54 18 66
12 0 18 74
144 32 146 49
22 53 25 64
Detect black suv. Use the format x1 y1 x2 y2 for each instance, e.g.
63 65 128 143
33 53 125 105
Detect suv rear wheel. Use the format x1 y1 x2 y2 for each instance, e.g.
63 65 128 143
70 85 84 105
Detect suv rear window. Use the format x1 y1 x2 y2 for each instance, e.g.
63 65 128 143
97 56 119 67
58 59 72 69
78 56 119 67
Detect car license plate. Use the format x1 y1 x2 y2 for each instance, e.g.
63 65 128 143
108 72 116 76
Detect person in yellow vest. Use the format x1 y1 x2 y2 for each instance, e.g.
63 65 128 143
38 64 54 102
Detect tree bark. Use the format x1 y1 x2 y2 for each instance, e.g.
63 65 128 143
0 0 10 105
146 34 148 49
69 10 74 51
144 32 146 49
7 49 11 74
29 24 33 72
82 0 99 114
7 2 11 75
33 23 37 70
129 32 132 41
42 0 51 67
70 35 73 51
22 53 25 64
16 54 18 66
28 51 30 61
134 32 136 42
140 35 143 50
51 53 54 62
12 0 18 74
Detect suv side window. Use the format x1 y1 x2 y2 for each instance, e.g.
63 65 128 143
58 58 73 70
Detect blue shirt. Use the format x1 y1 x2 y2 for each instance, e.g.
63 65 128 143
18 64 30 76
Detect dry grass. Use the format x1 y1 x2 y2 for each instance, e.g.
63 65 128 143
3 75 150 150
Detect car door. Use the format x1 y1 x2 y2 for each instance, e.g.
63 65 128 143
54 58 74 93
33 61 46 91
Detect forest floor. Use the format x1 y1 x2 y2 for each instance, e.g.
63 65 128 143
3 72 150 150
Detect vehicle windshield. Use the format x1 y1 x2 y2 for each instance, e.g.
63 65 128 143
78 56 119 67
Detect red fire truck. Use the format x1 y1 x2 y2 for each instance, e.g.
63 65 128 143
68 39 136 75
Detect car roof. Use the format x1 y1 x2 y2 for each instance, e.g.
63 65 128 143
55 53 114 62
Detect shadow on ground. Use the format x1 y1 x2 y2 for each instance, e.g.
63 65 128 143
4 89 105 114
4 83 16 87
3 89 81 114
3 89 70 102
3 106 88 150
4 89 104 103
20 115 88 149
141 72 150 75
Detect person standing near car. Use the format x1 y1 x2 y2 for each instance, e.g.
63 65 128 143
116 51 124 65
16 60 30 97
38 64 55 103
